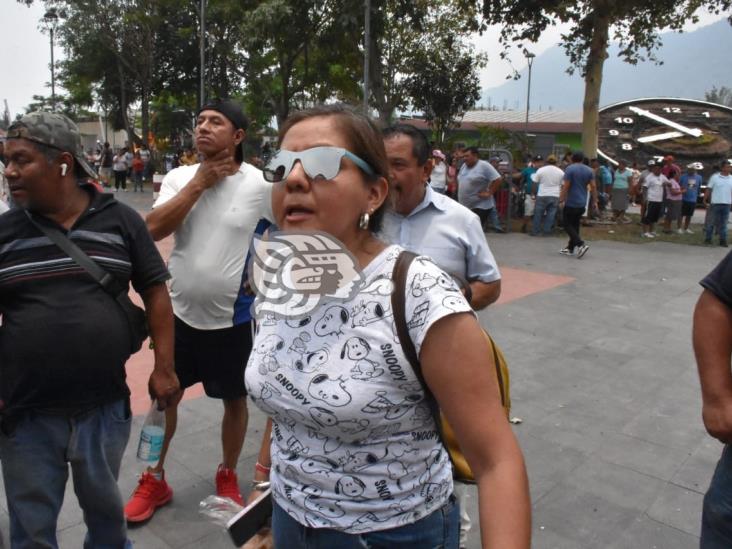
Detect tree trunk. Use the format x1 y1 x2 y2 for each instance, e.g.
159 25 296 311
141 85 150 148
368 34 391 125
276 59 291 127
116 62 135 146
581 4 611 158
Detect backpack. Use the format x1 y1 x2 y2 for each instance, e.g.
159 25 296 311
391 251 511 484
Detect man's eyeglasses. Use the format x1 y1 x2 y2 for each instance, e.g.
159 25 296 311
263 146 375 183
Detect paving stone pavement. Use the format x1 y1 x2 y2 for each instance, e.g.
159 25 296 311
1 187 729 548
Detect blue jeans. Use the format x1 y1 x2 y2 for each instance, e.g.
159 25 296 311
272 494 460 549
531 196 559 235
0 399 133 549
702 445 732 548
705 204 730 243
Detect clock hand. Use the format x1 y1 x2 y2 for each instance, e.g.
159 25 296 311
628 106 703 137
637 131 685 143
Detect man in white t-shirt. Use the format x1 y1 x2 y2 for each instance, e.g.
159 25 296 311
125 99 273 522
704 160 732 247
530 154 564 236
641 160 668 238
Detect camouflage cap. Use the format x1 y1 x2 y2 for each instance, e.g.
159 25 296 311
7 111 97 180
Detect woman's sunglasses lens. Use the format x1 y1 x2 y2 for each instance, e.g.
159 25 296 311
303 149 341 180
264 164 287 182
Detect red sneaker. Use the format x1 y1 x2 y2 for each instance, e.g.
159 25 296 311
215 464 244 505
125 471 173 523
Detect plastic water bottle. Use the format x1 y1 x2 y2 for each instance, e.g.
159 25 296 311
137 400 165 462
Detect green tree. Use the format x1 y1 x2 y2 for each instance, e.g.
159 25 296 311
482 0 732 157
363 0 481 124
239 0 360 125
705 85 732 107
406 35 485 144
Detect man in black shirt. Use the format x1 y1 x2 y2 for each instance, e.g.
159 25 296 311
1 111 179 547
694 251 732 547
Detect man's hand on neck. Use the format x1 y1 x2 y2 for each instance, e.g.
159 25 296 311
192 149 240 192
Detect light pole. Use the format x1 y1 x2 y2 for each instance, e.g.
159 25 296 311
199 0 206 110
363 0 371 113
43 9 59 111
524 52 535 154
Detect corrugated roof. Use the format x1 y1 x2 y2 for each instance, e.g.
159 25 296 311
397 109 583 133
462 110 583 124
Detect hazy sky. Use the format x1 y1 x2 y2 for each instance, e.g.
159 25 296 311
1 2 726 119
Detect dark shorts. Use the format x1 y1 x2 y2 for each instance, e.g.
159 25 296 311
643 201 662 224
174 316 253 399
682 201 696 217
664 200 683 221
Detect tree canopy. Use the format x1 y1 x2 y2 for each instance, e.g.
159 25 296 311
706 86 732 107
18 0 484 147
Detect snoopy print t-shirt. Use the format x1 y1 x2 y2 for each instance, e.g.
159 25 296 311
245 245 473 533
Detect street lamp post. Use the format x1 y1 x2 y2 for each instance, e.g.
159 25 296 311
524 52 535 153
199 0 206 109
43 9 59 111
363 0 371 113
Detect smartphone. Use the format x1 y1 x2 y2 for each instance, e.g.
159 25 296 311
227 487 272 547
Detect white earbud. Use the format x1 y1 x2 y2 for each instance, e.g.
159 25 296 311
60 163 68 177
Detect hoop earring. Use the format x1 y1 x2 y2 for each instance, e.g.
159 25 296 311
358 212 370 231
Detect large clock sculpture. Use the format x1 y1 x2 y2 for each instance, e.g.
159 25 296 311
597 97 732 177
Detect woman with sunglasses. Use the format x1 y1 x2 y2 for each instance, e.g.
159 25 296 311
245 104 530 549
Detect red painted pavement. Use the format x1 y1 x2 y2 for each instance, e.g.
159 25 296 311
495 267 575 306
126 237 574 415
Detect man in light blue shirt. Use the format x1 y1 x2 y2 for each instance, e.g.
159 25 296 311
704 160 732 247
381 124 502 548
457 147 504 233
381 126 501 309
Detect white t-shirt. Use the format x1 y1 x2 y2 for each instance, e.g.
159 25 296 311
643 173 668 203
532 165 564 198
153 162 273 329
245 245 473 533
430 162 447 190
112 154 127 171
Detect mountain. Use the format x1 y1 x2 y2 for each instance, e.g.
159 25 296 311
480 19 732 111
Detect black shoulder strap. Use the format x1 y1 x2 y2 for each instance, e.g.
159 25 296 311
25 211 125 298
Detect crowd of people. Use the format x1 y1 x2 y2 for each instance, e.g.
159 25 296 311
428 147 732 255
88 141 153 192
0 99 731 549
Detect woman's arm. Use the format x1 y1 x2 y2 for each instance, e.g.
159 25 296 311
420 312 531 549
246 418 273 504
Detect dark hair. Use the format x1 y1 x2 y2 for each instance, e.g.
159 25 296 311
571 151 584 163
465 146 480 157
382 124 430 165
278 104 390 233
